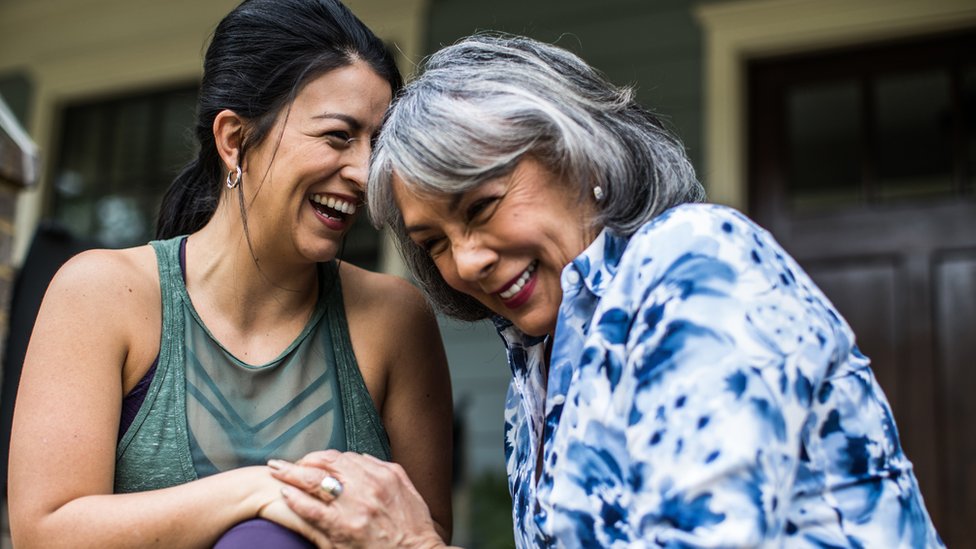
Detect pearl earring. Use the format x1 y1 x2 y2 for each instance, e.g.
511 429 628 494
593 185 605 201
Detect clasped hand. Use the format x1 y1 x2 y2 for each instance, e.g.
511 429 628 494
264 450 449 549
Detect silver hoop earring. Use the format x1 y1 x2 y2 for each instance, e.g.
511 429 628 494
225 165 242 189
592 185 605 201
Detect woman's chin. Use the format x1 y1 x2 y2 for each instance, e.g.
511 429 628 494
506 312 556 339
296 239 343 264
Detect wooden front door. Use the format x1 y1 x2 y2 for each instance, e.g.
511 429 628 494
749 30 976 546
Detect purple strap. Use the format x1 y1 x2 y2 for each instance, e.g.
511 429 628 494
118 359 157 440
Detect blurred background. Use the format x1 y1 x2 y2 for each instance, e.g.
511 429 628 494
0 0 974 546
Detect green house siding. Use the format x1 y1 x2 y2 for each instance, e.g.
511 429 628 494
424 0 704 170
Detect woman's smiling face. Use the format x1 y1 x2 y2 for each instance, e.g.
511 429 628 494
242 60 391 263
394 156 598 337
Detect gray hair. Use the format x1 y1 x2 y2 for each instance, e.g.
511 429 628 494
367 33 705 321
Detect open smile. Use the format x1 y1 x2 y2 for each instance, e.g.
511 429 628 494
311 193 357 215
310 193 359 230
497 260 539 306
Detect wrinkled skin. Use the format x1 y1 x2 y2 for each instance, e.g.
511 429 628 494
267 450 455 549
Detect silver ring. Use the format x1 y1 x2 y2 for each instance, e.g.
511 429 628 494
318 475 343 499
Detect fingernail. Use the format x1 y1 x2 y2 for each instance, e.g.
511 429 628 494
281 486 297 498
267 459 287 470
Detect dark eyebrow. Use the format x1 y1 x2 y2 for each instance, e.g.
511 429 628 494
312 113 363 132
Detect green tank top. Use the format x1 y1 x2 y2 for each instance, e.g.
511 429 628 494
114 237 391 493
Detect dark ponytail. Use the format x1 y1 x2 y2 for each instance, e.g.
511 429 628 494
155 0 402 239
155 141 222 239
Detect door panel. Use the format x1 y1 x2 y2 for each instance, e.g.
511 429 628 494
803 258 900 409
934 252 976 544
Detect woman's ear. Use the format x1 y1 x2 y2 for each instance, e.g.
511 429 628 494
213 109 244 173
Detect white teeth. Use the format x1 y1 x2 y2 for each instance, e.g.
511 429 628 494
499 261 537 300
311 194 357 215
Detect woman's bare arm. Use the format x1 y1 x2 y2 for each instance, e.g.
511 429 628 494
7 248 290 548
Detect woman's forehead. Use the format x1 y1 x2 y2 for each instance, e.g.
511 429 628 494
390 171 470 204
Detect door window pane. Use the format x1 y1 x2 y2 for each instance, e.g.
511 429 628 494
787 81 862 210
876 70 953 200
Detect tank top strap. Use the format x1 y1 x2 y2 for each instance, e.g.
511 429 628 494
323 262 392 461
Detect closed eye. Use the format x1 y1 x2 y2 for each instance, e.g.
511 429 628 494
323 131 355 149
466 197 499 222
419 236 448 256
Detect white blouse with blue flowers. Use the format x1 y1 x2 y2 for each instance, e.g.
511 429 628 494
498 204 943 548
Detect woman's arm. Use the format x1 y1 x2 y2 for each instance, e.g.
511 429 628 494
339 265 454 541
7 248 291 548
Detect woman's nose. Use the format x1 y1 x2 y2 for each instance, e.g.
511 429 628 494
341 139 370 190
453 238 496 282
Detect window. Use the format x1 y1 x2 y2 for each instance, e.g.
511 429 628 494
52 85 199 247
751 30 976 214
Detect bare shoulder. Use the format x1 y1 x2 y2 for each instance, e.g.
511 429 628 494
51 245 158 301
45 245 161 337
32 245 161 389
337 262 443 404
337 262 432 323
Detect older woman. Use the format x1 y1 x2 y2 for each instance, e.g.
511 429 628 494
270 34 943 548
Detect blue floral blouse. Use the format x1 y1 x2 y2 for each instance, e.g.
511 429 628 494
498 204 943 548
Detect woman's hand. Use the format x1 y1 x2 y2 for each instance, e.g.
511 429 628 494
256 496 334 548
269 450 450 549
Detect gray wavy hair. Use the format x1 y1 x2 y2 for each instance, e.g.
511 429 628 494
367 33 705 321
